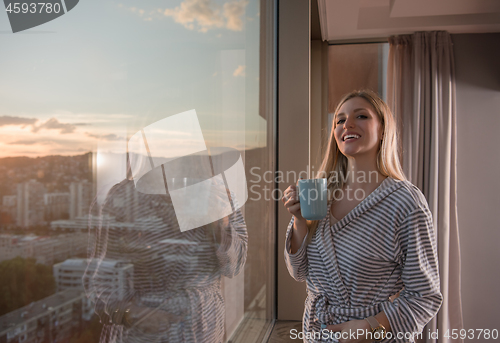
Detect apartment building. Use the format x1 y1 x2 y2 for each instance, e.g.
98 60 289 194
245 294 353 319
44 192 70 221
16 180 46 228
69 180 93 220
0 233 88 265
53 258 134 302
0 290 84 343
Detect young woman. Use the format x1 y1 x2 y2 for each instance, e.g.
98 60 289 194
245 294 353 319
282 90 442 343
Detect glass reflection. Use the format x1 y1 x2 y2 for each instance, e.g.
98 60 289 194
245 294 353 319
0 0 273 341
86 170 247 342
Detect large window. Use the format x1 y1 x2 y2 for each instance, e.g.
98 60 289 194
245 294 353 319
0 1 276 342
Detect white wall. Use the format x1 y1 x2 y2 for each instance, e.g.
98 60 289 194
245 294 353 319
453 33 500 337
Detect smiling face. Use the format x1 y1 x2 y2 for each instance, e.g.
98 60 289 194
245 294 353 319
333 96 384 160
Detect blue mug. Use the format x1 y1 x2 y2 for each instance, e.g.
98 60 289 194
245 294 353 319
298 178 328 220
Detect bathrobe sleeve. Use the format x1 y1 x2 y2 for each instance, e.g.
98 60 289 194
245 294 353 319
284 216 310 282
380 204 443 342
215 199 248 279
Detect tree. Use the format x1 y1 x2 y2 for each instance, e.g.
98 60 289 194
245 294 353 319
0 257 56 316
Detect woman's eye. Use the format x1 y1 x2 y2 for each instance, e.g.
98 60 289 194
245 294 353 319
336 119 345 124
358 115 368 119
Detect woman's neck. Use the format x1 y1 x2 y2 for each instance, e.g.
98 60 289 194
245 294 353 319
344 156 386 189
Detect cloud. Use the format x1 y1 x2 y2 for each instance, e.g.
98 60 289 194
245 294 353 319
0 116 38 128
233 65 246 77
32 118 76 134
8 139 55 146
0 116 80 134
119 5 156 21
163 0 248 32
223 0 248 31
86 133 123 141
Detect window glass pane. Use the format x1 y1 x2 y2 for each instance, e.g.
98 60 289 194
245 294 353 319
0 1 274 342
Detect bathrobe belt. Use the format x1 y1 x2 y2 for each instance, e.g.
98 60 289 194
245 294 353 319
310 291 382 325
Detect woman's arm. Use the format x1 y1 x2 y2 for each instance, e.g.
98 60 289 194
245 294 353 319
290 216 308 254
282 184 310 281
214 205 248 278
284 216 310 282
282 183 308 254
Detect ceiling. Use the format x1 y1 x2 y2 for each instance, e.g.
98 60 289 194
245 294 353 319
316 0 500 42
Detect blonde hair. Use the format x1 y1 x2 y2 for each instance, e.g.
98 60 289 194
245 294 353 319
306 90 406 242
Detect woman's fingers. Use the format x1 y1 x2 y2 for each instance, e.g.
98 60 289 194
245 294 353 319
282 185 303 217
282 193 297 203
283 193 299 207
389 287 404 302
282 186 298 201
285 200 301 217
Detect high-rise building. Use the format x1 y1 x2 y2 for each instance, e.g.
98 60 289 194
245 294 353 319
69 180 93 220
44 193 70 221
1 195 17 225
16 180 46 228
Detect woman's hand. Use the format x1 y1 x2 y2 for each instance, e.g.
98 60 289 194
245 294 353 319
326 319 373 343
281 184 304 221
282 183 309 254
389 288 403 302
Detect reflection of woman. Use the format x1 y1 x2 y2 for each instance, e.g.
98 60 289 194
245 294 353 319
282 90 442 343
86 178 247 343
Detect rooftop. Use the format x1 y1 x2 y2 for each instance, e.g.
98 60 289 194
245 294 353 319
0 289 83 335
55 258 133 270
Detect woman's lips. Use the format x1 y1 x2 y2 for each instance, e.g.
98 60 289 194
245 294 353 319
343 137 360 143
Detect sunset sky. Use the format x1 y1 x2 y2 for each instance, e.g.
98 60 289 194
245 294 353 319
0 0 264 158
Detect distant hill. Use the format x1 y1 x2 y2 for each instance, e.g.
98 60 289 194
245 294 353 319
0 153 92 199
0 148 269 201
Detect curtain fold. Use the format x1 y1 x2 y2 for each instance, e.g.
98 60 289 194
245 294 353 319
387 31 463 343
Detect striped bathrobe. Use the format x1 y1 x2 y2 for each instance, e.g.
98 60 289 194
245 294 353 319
285 177 443 343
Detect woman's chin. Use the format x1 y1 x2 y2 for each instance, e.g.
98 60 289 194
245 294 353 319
340 149 360 157
340 149 376 160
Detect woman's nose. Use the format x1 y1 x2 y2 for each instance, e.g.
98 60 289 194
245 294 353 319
343 116 355 129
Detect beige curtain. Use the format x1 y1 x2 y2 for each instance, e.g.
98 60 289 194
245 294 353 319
387 31 463 343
